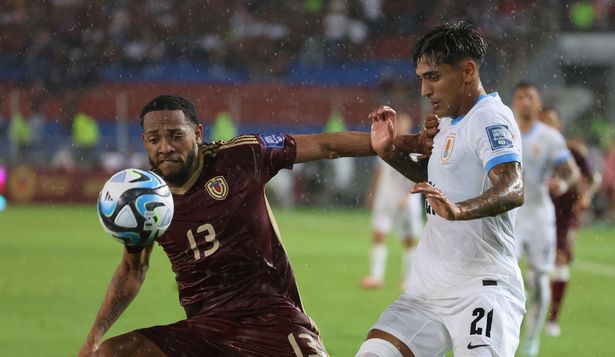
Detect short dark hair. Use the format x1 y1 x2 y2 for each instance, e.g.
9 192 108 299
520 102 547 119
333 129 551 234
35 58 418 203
412 21 487 67
140 94 199 127
513 81 538 93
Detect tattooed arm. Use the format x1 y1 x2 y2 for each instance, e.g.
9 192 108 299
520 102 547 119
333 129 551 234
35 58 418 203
412 162 523 220
78 245 153 357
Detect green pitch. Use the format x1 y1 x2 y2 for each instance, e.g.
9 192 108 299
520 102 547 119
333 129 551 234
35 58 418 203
1 205 614 356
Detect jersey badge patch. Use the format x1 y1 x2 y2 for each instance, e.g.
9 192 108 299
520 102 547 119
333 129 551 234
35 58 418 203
205 176 228 200
486 125 513 150
259 133 285 148
440 133 456 162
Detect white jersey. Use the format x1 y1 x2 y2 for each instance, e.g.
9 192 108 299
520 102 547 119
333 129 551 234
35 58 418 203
514 121 570 272
373 158 415 213
518 121 570 219
407 93 525 301
372 159 423 238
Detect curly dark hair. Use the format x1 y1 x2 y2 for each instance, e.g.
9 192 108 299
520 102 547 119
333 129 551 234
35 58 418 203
412 21 488 67
140 94 199 127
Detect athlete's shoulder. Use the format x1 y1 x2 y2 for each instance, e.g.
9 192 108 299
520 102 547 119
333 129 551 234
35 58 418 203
533 122 565 146
199 135 261 157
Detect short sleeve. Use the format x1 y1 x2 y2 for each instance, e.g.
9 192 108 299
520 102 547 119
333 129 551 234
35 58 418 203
549 130 571 167
257 133 297 182
472 111 522 173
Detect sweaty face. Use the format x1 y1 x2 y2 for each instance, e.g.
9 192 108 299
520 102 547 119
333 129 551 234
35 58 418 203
416 57 466 118
512 87 542 122
142 110 202 187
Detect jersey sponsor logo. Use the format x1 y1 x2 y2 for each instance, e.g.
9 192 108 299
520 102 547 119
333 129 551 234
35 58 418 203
467 342 491 350
205 176 228 200
486 125 513 150
440 133 456 162
259 133 285 148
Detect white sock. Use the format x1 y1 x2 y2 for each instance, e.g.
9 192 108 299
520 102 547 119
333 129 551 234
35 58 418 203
370 243 387 281
401 247 415 283
523 271 551 353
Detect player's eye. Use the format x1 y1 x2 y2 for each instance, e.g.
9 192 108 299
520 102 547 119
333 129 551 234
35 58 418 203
147 137 159 144
173 134 185 140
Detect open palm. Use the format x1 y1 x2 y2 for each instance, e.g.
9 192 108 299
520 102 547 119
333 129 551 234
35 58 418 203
370 106 397 158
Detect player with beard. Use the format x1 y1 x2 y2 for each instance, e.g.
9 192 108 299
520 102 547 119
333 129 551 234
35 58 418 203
78 94 438 357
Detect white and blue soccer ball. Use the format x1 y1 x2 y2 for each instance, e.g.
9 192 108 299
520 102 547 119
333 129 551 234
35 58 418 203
97 168 174 246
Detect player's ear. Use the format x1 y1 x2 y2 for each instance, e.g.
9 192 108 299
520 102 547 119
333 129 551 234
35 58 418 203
194 124 203 144
462 59 477 83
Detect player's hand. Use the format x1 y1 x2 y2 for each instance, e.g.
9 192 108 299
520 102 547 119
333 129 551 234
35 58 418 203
417 114 440 155
370 106 397 159
411 182 461 220
547 177 568 198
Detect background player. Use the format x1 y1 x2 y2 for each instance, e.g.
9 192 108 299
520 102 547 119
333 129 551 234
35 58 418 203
78 94 438 357
539 105 601 337
361 113 423 290
511 83 580 356
357 22 526 357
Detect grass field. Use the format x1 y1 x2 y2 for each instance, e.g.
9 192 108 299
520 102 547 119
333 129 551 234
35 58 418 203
1 205 614 356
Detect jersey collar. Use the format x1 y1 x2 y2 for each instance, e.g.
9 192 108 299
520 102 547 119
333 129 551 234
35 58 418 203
451 92 498 125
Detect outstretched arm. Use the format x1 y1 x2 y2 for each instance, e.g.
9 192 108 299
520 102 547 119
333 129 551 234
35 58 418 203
370 106 439 183
78 245 153 357
292 131 375 163
412 161 523 220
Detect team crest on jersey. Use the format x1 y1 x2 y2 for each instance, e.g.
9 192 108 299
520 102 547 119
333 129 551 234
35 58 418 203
205 176 228 200
440 133 456 162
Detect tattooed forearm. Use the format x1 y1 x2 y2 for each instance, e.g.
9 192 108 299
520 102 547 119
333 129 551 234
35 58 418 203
90 256 149 340
456 162 523 220
96 292 133 332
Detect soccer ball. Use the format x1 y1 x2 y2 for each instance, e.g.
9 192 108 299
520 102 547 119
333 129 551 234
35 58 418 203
97 168 174 246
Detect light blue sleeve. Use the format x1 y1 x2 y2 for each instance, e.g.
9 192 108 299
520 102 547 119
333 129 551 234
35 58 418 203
473 110 522 173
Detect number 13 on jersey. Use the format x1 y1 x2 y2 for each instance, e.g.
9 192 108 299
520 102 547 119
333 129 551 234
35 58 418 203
186 223 220 260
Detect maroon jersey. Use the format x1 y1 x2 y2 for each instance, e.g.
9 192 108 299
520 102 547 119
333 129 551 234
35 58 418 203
157 134 304 317
552 144 592 260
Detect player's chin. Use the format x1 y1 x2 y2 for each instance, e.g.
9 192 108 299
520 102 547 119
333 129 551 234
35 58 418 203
157 161 183 177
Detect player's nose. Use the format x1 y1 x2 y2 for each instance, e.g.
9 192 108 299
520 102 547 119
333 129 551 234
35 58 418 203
157 137 175 154
421 81 432 98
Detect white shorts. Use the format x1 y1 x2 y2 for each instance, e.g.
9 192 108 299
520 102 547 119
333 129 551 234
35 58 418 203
515 216 556 273
372 194 423 239
371 285 525 357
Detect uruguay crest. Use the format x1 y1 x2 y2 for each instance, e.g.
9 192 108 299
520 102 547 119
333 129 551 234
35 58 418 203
440 133 456 162
205 176 228 200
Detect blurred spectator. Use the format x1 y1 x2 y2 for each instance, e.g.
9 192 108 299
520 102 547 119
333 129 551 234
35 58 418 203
323 0 368 62
72 111 100 169
570 0 596 30
8 111 29 165
209 111 237 142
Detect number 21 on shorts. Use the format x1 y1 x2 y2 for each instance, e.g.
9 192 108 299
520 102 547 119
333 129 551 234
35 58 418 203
470 307 493 337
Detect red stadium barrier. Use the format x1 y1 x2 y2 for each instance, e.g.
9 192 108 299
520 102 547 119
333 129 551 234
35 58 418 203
0 83 380 125
5 166 108 204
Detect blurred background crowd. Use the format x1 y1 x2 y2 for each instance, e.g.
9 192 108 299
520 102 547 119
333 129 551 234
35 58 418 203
2 0 615 221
